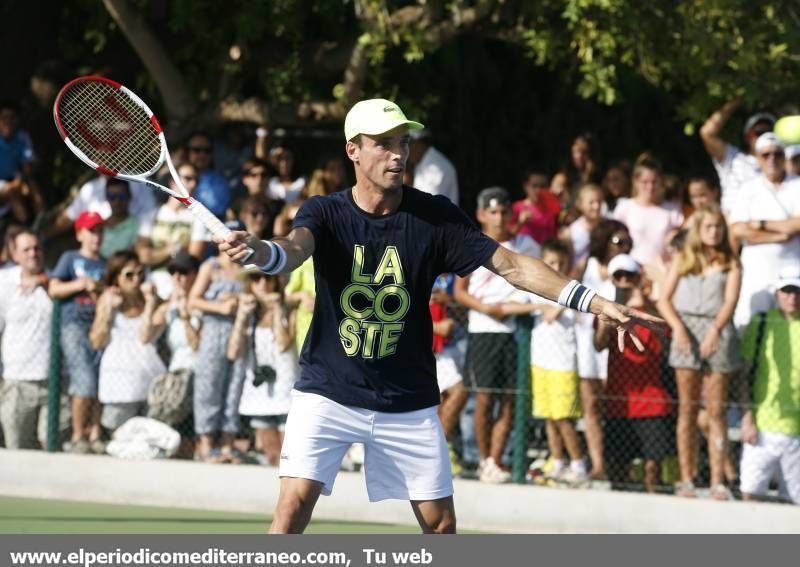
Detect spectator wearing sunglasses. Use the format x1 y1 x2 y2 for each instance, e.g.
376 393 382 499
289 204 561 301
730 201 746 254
227 158 283 223
700 99 776 215
187 132 230 220
100 180 139 259
90 251 166 435
572 219 634 481
136 162 210 297
238 195 275 240
46 176 158 239
729 133 800 330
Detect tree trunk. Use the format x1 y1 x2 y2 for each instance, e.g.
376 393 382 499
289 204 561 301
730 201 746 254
102 0 198 132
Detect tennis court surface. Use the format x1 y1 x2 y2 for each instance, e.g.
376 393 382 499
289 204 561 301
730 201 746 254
0 496 419 534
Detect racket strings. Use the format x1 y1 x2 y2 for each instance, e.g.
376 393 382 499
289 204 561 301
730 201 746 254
59 81 162 176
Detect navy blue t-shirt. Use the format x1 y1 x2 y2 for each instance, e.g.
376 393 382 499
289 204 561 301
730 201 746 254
292 186 498 412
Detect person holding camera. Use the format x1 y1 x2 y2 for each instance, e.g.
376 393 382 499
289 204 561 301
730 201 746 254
228 268 298 466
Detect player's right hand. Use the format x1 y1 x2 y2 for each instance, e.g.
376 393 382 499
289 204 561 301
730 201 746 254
214 231 268 266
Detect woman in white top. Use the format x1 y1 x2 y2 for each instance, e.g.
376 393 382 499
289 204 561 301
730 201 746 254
572 219 634 480
227 270 298 466
267 147 305 204
90 251 167 433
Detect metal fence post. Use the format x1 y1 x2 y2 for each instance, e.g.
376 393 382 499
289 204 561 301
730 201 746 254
512 314 532 484
47 299 61 452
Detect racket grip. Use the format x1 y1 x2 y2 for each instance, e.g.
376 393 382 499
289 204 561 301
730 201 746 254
187 200 254 263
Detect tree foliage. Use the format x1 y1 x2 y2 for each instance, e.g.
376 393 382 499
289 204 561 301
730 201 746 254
6 0 800 204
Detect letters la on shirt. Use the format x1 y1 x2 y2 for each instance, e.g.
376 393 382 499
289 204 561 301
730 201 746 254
291 186 498 412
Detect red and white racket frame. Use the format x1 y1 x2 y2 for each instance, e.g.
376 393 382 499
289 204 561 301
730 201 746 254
53 75 233 240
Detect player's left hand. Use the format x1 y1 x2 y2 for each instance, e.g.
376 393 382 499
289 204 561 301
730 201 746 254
595 297 665 352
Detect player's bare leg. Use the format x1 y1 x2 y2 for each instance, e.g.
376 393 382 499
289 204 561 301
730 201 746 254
269 477 323 534
410 496 456 534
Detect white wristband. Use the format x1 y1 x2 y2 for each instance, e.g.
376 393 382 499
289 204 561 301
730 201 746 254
258 241 287 275
557 280 597 313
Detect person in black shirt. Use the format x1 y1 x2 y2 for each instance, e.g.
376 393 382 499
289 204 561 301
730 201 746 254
215 98 663 534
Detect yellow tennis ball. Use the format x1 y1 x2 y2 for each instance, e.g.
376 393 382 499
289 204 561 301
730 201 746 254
774 116 800 145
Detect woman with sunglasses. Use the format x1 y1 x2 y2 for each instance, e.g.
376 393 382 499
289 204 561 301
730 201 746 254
228 270 298 466
90 250 166 435
572 219 635 481
238 195 274 240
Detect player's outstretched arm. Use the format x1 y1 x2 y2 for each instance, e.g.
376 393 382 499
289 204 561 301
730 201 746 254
214 227 315 274
484 246 665 351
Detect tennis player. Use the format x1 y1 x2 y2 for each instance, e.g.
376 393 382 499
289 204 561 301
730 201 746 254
215 99 662 534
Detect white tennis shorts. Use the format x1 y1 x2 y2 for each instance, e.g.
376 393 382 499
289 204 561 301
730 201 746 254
576 323 608 380
279 391 453 502
740 431 800 504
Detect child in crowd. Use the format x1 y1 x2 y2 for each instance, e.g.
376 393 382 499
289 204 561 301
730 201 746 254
188 225 244 463
49 211 107 454
561 183 605 273
284 258 315 356
228 269 298 466
509 170 561 244
594 254 674 493
657 204 741 499
454 186 541 483
737 266 800 505
528 239 587 486
431 273 469 476
684 177 720 222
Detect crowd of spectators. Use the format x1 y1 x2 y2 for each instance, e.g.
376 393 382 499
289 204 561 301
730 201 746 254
0 96 799 505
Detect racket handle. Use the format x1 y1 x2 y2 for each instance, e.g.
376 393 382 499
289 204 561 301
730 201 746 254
187 200 254 263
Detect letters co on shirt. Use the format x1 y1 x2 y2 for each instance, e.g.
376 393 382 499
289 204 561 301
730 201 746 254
338 244 409 360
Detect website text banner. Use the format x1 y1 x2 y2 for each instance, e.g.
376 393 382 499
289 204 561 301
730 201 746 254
0 535 791 567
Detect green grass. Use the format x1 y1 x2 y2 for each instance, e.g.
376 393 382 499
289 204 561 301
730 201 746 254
0 496 420 534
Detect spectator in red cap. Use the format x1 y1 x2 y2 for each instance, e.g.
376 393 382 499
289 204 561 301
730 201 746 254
48 211 107 454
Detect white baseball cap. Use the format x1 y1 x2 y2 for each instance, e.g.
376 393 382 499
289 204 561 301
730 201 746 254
754 132 785 154
344 99 424 141
773 265 800 291
785 145 800 160
608 254 641 277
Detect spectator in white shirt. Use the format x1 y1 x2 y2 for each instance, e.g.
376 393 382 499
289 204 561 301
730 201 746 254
0 229 67 448
47 176 158 238
730 132 800 329
409 128 459 205
700 98 775 215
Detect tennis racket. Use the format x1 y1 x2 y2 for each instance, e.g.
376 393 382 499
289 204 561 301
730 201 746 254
53 75 253 262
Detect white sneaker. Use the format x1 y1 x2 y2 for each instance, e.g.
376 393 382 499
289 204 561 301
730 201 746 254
478 457 512 484
560 468 590 488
